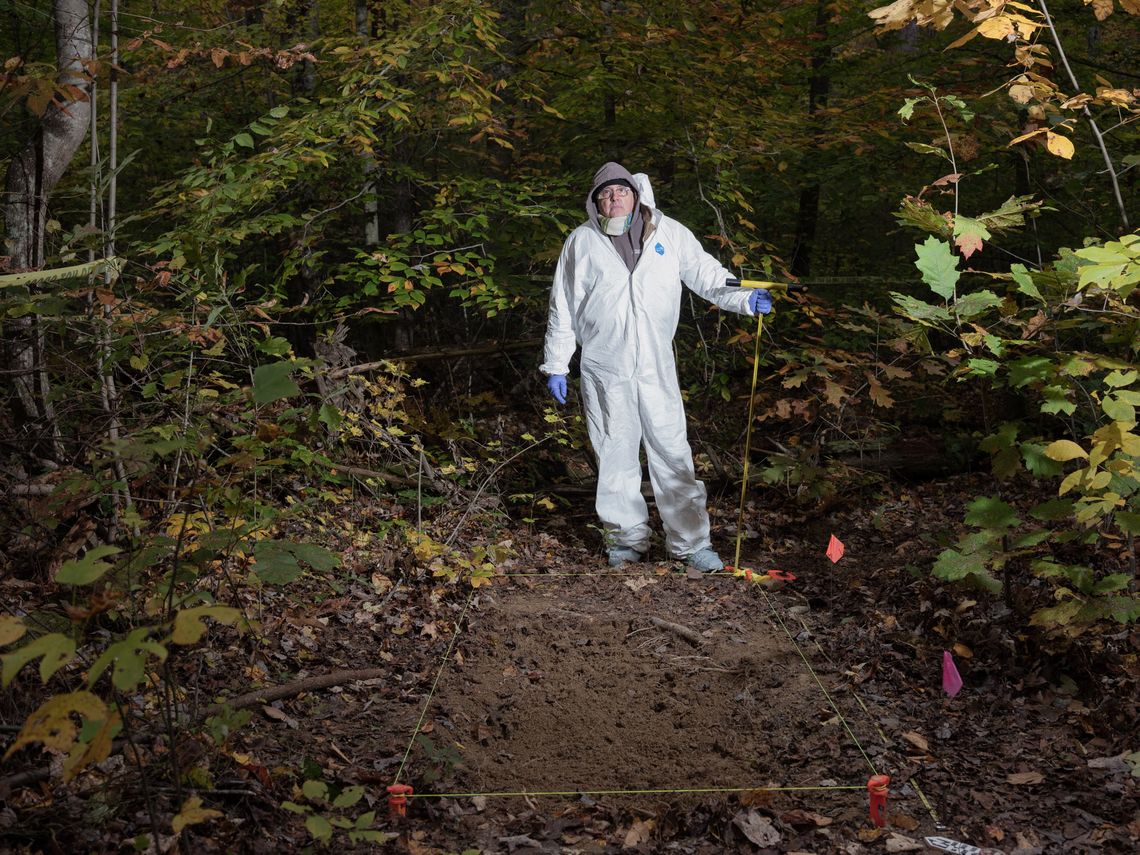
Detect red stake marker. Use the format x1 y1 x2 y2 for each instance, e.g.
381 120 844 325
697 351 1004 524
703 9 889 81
867 775 890 827
387 783 413 817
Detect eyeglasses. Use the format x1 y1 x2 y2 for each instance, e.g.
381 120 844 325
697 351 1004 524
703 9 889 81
596 186 632 202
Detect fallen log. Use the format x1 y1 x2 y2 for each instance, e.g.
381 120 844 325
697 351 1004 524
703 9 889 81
648 616 704 647
326 339 542 379
205 667 387 716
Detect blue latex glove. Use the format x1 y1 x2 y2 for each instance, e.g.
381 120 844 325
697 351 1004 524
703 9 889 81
547 374 567 404
749 289 773 315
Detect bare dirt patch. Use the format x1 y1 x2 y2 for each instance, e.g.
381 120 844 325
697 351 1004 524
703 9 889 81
414 572 878 806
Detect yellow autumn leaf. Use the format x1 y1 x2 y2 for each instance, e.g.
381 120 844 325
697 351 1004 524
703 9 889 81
977 15 1015 39
1008 127 1048 146
865 372 895 408
1008 84 1035 104
171 605 243 645
172 795 223 833
1044 439 1088 461
1058 468 1086 496
63 710 120 782
1095 87 1135 107
823 380 846 407
4 691 108 759
1045 131 1075 159
1088 0 1114 21
536 497 556 510
0 616 26 646
868 0 916 32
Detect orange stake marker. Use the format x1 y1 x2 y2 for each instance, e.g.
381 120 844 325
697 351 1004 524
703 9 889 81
387 783 413 817
867 775 890 827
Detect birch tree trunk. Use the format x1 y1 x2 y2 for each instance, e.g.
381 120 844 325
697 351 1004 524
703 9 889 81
3 0 93 453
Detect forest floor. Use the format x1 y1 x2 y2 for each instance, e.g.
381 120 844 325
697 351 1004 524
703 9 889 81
4 473 1139 854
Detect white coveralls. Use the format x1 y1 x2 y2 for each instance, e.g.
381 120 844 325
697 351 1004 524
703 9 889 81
540 173 753 558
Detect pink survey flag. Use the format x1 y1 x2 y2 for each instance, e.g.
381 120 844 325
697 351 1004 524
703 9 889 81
825 534 845 564
942 650 963 698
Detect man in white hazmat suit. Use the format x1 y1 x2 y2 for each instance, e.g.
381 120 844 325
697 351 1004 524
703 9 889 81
540 162 771 571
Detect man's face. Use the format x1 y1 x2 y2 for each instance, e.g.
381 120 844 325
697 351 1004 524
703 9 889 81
596 185 635 218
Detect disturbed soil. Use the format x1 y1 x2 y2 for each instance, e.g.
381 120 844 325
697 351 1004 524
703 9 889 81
372 474 1140 853
3 474 1139 854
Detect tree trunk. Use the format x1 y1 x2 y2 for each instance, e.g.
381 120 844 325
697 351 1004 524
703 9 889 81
789 0 831 279
3 0 93 455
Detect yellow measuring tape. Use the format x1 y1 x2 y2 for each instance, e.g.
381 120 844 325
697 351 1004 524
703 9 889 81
731 280 789 571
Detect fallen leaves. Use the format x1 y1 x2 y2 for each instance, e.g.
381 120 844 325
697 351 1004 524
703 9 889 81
732 810 781 847
1007 770 1045 785
624 576 658 593
901 730 929 753
622 818 655 848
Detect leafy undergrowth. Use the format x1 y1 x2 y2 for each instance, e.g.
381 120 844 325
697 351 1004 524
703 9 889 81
2 470 1138 853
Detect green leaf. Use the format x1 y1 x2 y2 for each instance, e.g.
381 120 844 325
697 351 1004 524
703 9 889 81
953 290 1002 319
932 548 987 581
1008 356 1052 388
898 97 922 120
1010 529 1051 548
1101 595 1140 624
1102 395 1135 422
55 545 121 585
964 496 1020 529
1029 498 1074 521
1092 574 1131 594
257 336 293 357
253 362 301 405
253 540 339 584
306 814 333 843
1021 443 1063 477
332 785 364 808
890 292 952 322
1104 370 1138 389
1010 264 1043 301
1115 511 1140 535
87 628 168 690
980 423 1019 453
914 236 960 300
289 542 341 572
171 606 243 645
966 358 999 377
318 404 342 430
1041 386 1076 416
1030 599 1083 627
253 541 301 584
905 141 952 162
269 106 289 119
302 780 329 802
1 633 77 687
234 133 255 149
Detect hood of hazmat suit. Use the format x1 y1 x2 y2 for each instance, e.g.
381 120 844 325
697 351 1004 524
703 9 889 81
540 163 753 558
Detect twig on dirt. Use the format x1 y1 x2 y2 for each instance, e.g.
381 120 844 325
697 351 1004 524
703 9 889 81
648 616 704 647
205 667 386 717
0 768 50 796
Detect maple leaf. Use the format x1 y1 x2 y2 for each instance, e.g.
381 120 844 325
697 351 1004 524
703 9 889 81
823 380 845 407
953 215 991 260
865 372 895 408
